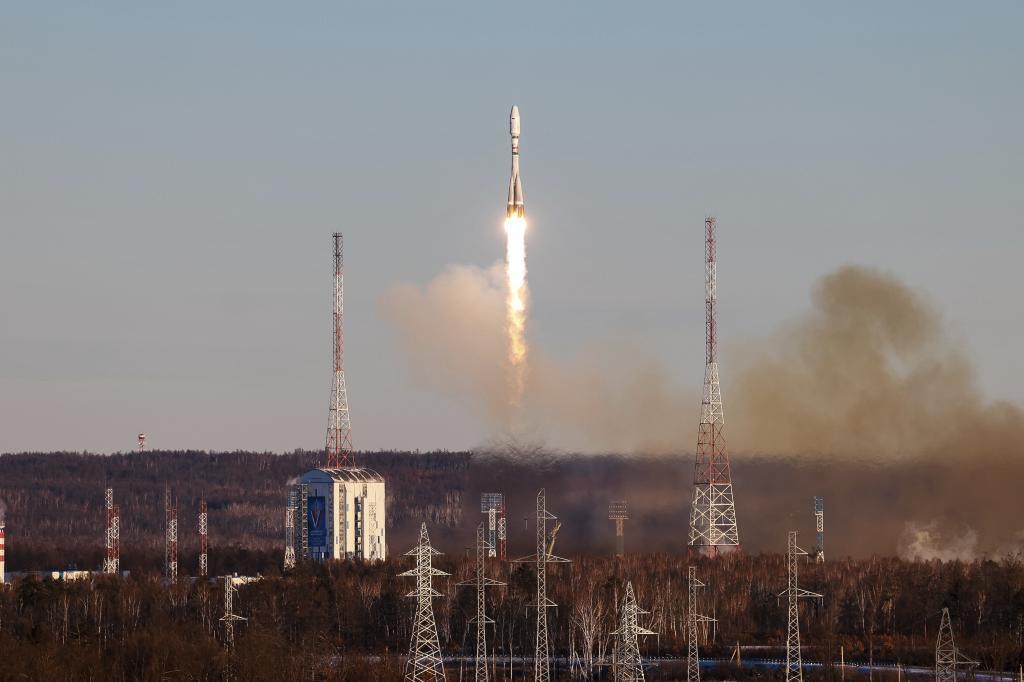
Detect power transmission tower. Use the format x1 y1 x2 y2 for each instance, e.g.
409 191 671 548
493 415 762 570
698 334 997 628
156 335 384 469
936 608 978 682
165 484 177 583
104 488 119 574
283 489 297 570
325 232 354 469
686 566 715 682
199 497 208 577
608 500 628 557
688 216 740 555
400 523 448 682
481 493 506 560
813 497 825 563
458 523 504 682
779 531 821 682
220 576 247 649
514 489 570 682
613 581 655 682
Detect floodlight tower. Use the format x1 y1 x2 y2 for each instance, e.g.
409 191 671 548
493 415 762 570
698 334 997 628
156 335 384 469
779 531 822 682
165 484 177 583
612 581 655 682
514 489 570 682
813 497 824 563
199 497 208 577
325 232 354 469
686 566 715 682
688 217 740 555
400 523 448 681
608 500 628 557
137 433 146 452
481 493 506 560
458 523 505 682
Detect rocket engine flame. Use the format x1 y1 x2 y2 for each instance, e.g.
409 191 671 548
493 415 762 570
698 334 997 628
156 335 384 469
504 215 528 405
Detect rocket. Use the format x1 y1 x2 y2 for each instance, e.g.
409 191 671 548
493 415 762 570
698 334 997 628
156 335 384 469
507 105 524 218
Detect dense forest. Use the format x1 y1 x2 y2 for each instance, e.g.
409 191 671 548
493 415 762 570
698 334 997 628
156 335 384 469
1 552 1023 680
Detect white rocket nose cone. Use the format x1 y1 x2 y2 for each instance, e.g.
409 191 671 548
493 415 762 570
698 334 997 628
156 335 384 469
510 105 520 137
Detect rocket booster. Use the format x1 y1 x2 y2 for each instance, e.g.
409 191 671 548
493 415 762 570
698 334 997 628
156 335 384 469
507 105 524 218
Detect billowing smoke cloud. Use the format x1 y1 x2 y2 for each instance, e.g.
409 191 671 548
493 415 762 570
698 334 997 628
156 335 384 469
899 521 979 561
729 265 1024 460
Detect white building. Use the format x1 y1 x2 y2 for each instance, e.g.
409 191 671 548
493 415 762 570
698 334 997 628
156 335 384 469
295 468 386 561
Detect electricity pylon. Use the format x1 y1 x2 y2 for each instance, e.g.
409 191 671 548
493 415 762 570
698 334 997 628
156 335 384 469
936 608 978 682
401 523 448 682
686 566 716 682
613 581 655 682
458 523 504 682
778 531 822 682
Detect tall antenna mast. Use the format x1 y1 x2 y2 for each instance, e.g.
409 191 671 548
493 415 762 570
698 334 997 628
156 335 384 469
165 484 177 583
326 232 354 469
514 489 570 682
458 523 504 682
199 497 208 577
779 531 822 682
689 216 740 555
612 581 655 682
400 523 448 681
104 488 119 574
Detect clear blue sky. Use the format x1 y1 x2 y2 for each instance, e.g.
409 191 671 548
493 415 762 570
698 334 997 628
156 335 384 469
2 3 1022 453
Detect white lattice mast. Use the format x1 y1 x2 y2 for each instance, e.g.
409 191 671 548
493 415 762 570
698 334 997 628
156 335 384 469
458 523 504 682
326 232 354 469
199 497 208 577
686 566 715 682
935 608 978 682
813 497 824 563
689 216 740 555
220 576 247 650
104 488 119 574
779 531 821 682
283 490 296 570
165 484 177 583
608 500 628 557
514 489 570 682
613 581 655 682
401 523 448 682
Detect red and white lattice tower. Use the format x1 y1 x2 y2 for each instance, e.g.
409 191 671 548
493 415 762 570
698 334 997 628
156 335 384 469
137 432 146 452
0 518 5 584
165 484 177 582
688 216 740 555
199 497 208 577
104 487 120 574
325 233 354 469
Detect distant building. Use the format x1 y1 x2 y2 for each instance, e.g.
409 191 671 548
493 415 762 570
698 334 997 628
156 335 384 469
293 468 386 562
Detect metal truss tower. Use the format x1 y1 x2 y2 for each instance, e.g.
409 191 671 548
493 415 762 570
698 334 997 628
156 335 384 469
458 523 504 682
283 490 297 570
326 232 354 469
779 531 821 682
137 432 146 452
481 493 506 560
401 523 448 682
514 489 570 682
613 581 655 682
686 566 715 682
220 576 247 650
813 497 825 563
104 488 119 574
199 497 208 577
688 216 740 555
936 608 978 682
165 484 177 583
608 500 628 557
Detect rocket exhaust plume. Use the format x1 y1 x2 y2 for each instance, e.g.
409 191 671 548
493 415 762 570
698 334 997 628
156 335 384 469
505 105 528 407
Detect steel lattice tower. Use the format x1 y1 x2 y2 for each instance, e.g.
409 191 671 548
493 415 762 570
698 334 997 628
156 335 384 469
104 488 119 574
686 566 715 682
813 497 825 563
935 608 978 682
779 531 821 682
283 490 297 570
688 217 740 555
481 493 506 560
199 498 208 577
514 489 570 682
165 484 177 583
613 581 655 682
220 576 247 650
458 523 504 682
400 523 448 682
608 500 628 557
326 232 354 469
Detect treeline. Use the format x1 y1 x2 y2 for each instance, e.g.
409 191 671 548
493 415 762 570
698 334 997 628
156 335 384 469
1 552 1023 680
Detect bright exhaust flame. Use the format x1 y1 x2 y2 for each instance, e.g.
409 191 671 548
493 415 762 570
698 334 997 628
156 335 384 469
504 215 528 405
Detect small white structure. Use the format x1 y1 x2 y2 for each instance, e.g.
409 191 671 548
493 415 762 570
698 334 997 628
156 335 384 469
295 468 386 561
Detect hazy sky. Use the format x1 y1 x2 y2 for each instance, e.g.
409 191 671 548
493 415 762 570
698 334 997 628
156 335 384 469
2 3 1022 454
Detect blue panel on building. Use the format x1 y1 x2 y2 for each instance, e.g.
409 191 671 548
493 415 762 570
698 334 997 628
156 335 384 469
308 495 327 547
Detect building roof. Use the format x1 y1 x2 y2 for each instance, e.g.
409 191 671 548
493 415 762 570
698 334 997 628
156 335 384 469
309 467 385 483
